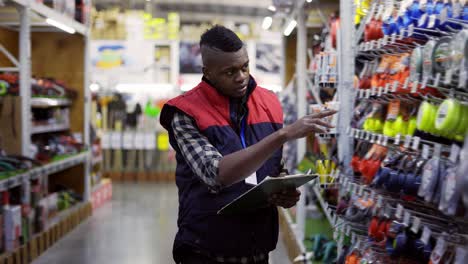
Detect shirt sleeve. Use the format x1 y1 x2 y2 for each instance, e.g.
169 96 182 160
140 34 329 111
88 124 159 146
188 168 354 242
171 111 223 193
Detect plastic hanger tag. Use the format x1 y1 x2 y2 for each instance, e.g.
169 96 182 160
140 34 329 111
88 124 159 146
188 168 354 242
434 72 441 86
377 195 383 208
422 144 430 159
395 203 404 219
384 83 390 93
403 78 410 89
383 135 389 146
366 89 371 98
391 33 397 43
383 35 389 45
439 7 448 24
403 211 411 226
411 81 418 93
395 134 401 145
421 75 428 88
377 134 383 145
371 86 377 96
444 69 453 85
421 226 431 245
359 89 364 98
404 135 412 148
428 14 437 28
412 136 421 150
392 81 399 92
434 143 442 158
449 144 461 163
459 69 467 88
411 216 421 233
408 24 414 36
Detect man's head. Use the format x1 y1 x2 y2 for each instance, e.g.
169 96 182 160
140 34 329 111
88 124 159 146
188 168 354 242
200 25 250 98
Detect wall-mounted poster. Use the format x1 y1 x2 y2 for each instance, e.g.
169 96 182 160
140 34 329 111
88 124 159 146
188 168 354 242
179 41 202 74
92 43 128 70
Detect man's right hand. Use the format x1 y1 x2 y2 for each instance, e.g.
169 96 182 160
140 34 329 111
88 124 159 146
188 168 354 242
281 109 337 140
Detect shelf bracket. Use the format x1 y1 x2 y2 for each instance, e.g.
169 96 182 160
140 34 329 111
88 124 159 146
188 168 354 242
0 44 19 68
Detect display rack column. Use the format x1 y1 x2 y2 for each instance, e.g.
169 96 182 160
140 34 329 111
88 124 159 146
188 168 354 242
295 0 307 246
18 4 31 157
84 33 91 201
337 0 355 174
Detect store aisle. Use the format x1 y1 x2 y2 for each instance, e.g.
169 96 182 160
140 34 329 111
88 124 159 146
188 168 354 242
33 183 291 264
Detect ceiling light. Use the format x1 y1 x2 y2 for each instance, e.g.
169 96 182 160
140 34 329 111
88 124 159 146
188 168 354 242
46 18 75 34
283 19 297 36
306 0 313 3
268 5 276 12
262 16 273 30
89 83 100 92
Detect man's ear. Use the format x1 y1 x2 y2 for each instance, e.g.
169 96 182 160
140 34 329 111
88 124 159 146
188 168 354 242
202 66 210 80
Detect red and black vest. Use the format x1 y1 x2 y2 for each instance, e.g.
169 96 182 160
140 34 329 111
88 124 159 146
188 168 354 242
160 78 283 260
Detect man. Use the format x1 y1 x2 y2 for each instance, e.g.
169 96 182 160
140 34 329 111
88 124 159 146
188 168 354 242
160 25 336 264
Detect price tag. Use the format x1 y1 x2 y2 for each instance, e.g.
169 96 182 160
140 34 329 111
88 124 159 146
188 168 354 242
384 83 390 94
370 133 376 143
384 204 392 218
395 204 404 220
403 211 411 226
101 132 110 149
369 41 375 50
383 136 389 146
422 144 430 159
411 81 419 93
136 132 146 149
418 13 428 27
359 89 365 98
391 33 397 43
439 7 448 24
360 130 366 140
412 136 420 150
408 24 414 36
377 87 383 96
411 216 421 233
449 144 461 163
383 35 388 46
428 14 437 28
392 81 399 92
403 78 410 89
404 135 412 149
377 134 383 145
394 134 401 145
358 185 364 196
377 195 383 208
371 86 376 96
110 132 122 149
365 42 371 51
366 89 371 98
421 76 428 88
123 132 134 150
444 69 453 85
144 132 156 150
421 226 431 245
434 73 441 86
399 29 405 40
377 39 382 49
434 143 442 158
365 131 371 141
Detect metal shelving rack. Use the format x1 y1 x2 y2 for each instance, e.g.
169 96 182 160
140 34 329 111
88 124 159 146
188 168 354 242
0 0 92 198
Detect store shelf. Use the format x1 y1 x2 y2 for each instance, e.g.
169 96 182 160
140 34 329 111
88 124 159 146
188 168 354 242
31 123 70 134
5 0 88 36
311 182 335 226
31 97 71 108
47 202 85 229
0 151 89 191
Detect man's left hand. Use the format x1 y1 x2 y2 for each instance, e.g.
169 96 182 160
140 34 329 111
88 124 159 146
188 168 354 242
268 189 301 208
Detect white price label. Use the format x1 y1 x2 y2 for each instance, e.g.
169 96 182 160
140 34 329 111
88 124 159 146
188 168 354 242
395 134 401 145
399 29 405 39
444 69 453 85
144 132 156 150
384 83 390 94
403 211 411 226
408 24 414 36
359 89 365 98
403 78 410 89
365 131 371 141
439 7 448 24
377 134 383 145
366 89 371 98
404 135 412 149
421 226 432 245
371 86 376 96
434 73 441 86
392 81 399 92
378 87 383 96
123 132 134 150
391 33 397 43
428 14 437 28
101 132 110 149
412 137 421 150
450 144 461 163
134 132 145 149
383 35 388 46
377 195 383 208
383 136 389 146
396 204 404 219
411 81 418 93
110 132 122 149
411 216 421 233
422 144 430 159
421 76 428 88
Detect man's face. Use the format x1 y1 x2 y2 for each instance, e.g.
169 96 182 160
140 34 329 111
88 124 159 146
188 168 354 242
202 46 250 98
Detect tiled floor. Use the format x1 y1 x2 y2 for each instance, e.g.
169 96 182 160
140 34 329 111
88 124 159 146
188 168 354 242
33 183 291 264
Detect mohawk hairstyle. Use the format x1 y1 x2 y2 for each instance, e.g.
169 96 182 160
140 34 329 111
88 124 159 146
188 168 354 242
199 25 243 52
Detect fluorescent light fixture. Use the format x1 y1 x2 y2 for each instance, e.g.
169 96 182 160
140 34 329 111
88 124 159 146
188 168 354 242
262 16 273 30
46 18 76 34
283 19 297 36
89 83 100 92
306 0 313 3
268 5 276 12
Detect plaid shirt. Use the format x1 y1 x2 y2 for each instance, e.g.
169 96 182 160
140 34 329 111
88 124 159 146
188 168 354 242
171 111 269 263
